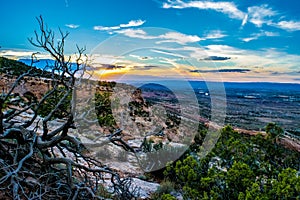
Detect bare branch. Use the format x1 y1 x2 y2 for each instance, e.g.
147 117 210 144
0 16 136 199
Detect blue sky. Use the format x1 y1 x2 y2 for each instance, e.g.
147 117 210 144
1 0 300 82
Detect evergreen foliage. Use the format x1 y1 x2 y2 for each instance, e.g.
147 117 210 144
155 125 300 199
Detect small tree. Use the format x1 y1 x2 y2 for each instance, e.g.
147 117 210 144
266 122 284 139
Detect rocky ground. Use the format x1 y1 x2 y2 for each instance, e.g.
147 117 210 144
3 78 300 199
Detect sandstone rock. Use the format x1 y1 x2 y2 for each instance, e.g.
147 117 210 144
130 178 160 199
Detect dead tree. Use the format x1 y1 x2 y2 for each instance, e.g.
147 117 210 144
0 16 136 199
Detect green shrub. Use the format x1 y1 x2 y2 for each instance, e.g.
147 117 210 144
161 193 176 200
151 180 175 200
156 180 175 195
37 87 71 119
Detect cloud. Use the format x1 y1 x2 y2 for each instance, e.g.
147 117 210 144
204 30 227 39
0 50 53 60
204 45 245 56
151 49 187 58
0 50 35 58
93 64 125 70
163 0 245 20
275 20 300 31
94 26 120 31
114 29 155 39
94 19 146 31
241 37 257 42
157 32 202 44
241 14 248 27
86 45 300 83
200 56 231 61
163 1 300 32
247 5 276 27
245 5 300 32
241 31 279 42
190 68 251 73
264 31 279 36
133 65 158 70
115 29 202 44
202 45 300 72
270 70 300 76
129 54 153 60
293 78 300 81
120 20 146 28
65 24 80 29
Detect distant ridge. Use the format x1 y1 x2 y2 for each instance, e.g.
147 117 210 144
0 57 53 78
19 58 78 72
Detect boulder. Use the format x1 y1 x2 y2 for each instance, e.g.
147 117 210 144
130 178 160 199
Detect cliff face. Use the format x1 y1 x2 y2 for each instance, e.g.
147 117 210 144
0 57 55 99
0 75 51 100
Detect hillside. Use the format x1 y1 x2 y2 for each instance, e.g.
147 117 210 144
0 56 53 78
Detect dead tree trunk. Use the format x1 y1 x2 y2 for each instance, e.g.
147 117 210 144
0 16 136 200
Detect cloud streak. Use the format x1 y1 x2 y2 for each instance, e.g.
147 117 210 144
133 65 158 70
162 0 300 32
97 64 125 70
200 56 231 61
65 24 80 29
0 50 52 60
115 28 203 44
157 32 202 44
246 5 276 27
190 69 251 73
204 30 227 39
275 20 300 31
94 19 146 31
241 31 279 42
163 0 245 20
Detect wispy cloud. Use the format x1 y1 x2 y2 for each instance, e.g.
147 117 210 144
150 49 187 58
203 30 227 39
203 45 300 72
94 26 120 31
200 56 231 61
129 54 153 60
274 20 300 31
246 5 276 27
241 31 279 42
120 19 145 28
241 14 248 27
65 24 80 29
0 50 51 60
114 29 155 39
162 1 277 29
94 19 146 31
157 32 202 44
163 0 245 20
162 1 300 32
94 64 125 70
204 45 245 56
244 5 300 32
85 44 300 83
241 37 257 42
190 69 251 73
115 29 202 44
133 65 158 70
270 70 300 76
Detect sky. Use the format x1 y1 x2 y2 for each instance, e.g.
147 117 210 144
1 0 300 83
